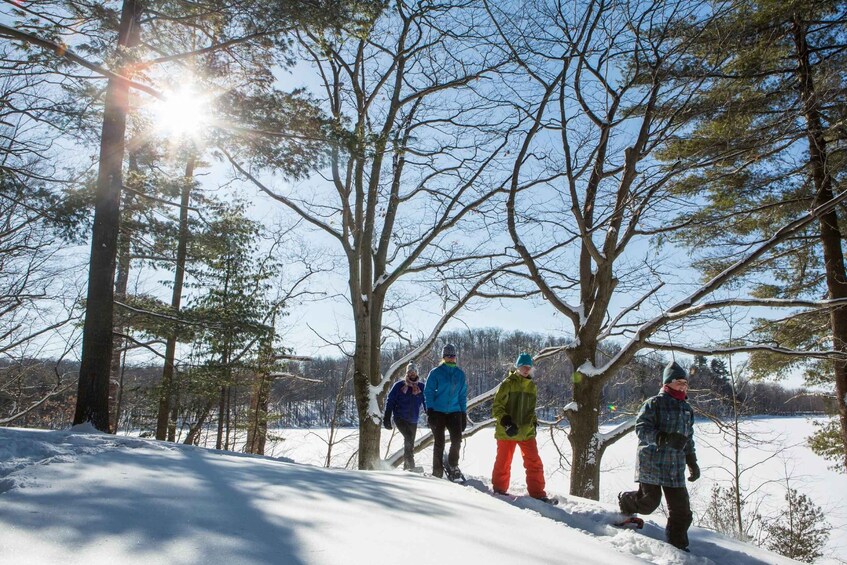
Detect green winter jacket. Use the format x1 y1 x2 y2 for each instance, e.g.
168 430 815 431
492 370 538 441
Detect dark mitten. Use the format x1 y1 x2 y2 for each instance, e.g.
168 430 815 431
500 415 518 437
426 409 435 429
461 412 468 431
686 453 700 482
656 431 688 450
383 414 392 430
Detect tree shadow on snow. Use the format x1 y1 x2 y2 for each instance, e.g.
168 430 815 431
0 440 470 564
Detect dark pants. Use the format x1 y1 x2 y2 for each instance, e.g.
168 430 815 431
395 418 417 470
620 483 693 549
429 411 462 478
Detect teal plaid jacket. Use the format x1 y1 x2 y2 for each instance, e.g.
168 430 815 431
634 390 696 488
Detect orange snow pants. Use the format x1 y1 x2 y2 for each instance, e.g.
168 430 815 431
491 438 546 498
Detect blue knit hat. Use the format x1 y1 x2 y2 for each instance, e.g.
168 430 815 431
515 352 533 367
662 361 687 384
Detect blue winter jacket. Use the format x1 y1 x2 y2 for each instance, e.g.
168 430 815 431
384 380 426 424
424 362 467 414
634 390 696 488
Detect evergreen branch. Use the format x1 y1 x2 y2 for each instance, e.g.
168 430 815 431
0 23 162 99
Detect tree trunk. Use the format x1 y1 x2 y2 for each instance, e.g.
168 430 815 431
156 154 195 439
349 277 390 470
74 0 142 431
184 400 214 446
245 372 272 455
353 309 380 469
567 374 604 499
793 16 847 472
109 164 134 433
216 384 226 450
245 334 277 455
113 350 127 433
167 392 179 442
225 385 233 450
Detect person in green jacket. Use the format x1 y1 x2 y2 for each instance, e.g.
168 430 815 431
491 352 552 502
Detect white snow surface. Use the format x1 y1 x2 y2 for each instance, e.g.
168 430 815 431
0 418 840 564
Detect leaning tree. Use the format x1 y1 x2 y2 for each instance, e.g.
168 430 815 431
485 0 847 499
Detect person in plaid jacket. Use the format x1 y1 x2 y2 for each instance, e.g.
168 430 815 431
618 361 701 552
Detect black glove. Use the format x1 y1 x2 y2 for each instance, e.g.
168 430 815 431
461 412 468 431
383 414 392 430
686 453 700 482
426 408 434 429
656 431 687 450
500 415 518 437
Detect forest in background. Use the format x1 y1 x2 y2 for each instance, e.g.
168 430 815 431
2 328 829 444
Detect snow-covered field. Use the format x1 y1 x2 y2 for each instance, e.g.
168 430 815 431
0 417 843 564
265 416 847 563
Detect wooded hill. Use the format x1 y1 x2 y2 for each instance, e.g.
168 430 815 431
2 329 829 444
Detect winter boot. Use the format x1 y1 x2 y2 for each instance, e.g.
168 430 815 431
618 491 638 515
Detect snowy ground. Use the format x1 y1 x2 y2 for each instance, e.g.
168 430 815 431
0 417 842 564
265 416 847 563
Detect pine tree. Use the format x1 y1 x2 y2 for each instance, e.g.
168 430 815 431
703 483 762 542
764 488 830 563
2 0 374 432
660 0 847 472
183 200 280 450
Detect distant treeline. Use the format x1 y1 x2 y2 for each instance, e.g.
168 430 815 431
0 328 830 438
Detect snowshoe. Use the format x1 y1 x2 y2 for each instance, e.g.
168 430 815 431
441 454 466 483
612 515 644 529
492 489 518 501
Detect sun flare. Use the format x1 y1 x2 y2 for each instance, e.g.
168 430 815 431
152 86 211 139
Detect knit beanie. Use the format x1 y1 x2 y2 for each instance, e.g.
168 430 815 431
442 343 457 357
515 352 533 367
662 361 687 384
406 361 418 376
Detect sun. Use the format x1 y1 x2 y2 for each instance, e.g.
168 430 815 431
152 86 211 140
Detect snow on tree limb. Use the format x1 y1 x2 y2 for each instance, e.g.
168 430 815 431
586 190 847 379
595 417 636 449
644 340 846 360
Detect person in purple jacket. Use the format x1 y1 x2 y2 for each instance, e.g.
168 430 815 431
383 362 427 470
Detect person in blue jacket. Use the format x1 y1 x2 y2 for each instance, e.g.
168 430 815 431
424 343 468 478
383 361 427 470
618 361 700 552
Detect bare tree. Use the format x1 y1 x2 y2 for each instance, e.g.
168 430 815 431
226 0 524 469
486 0 847 499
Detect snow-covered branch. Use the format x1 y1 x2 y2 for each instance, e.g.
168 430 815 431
596 417 636 450
592 190 847 379
373 270 502 403
644 340 846 360
667 296 847 320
